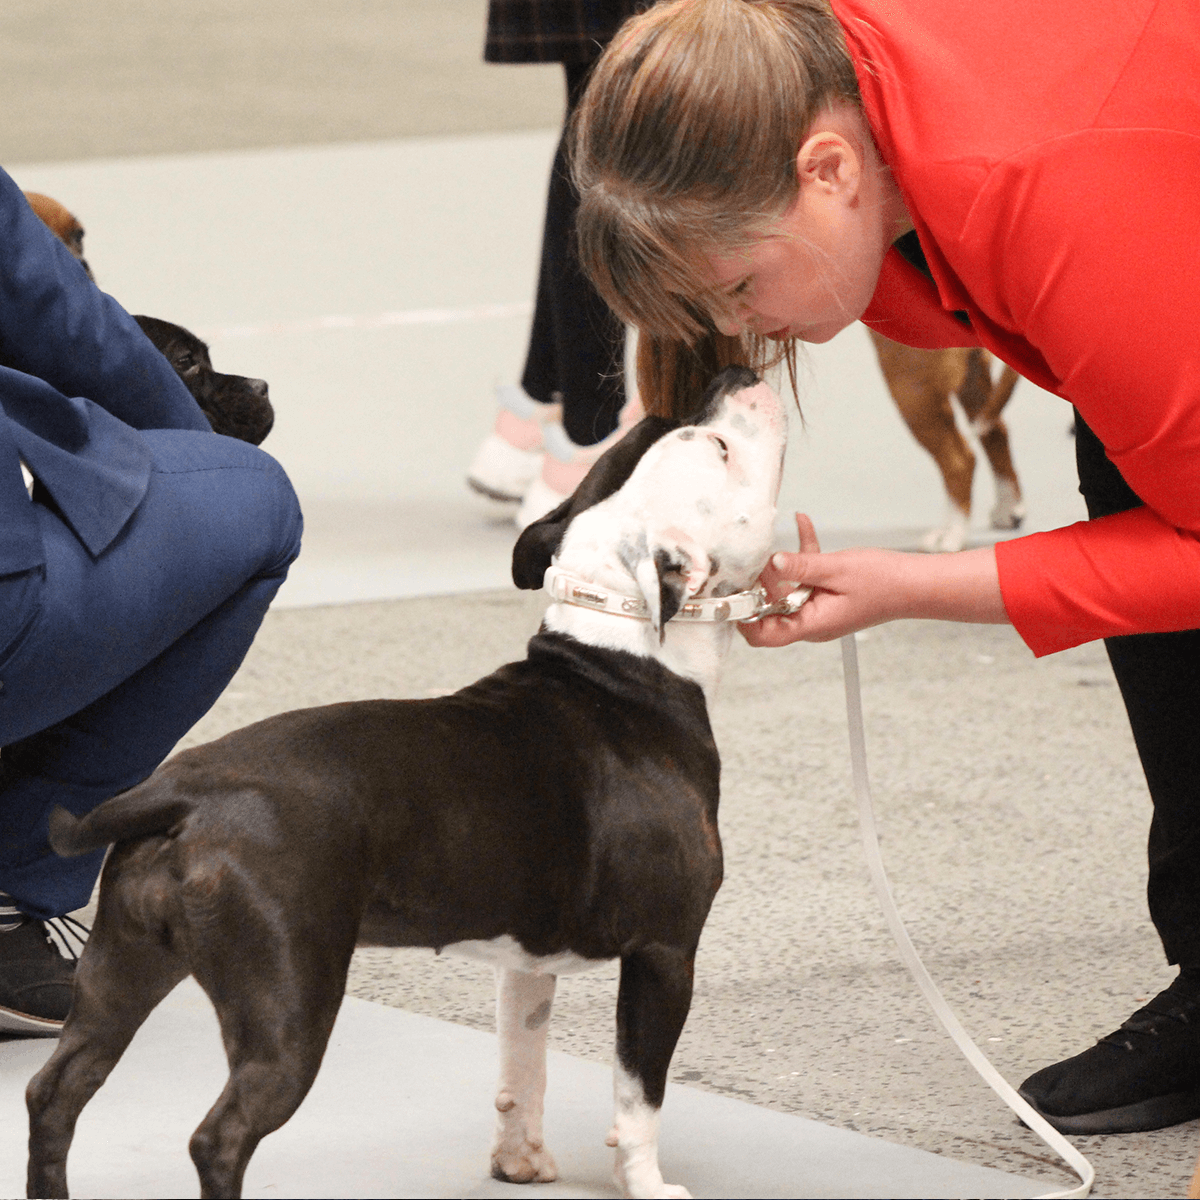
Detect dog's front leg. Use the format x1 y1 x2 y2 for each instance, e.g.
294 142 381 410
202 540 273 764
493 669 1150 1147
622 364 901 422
608 946 694 1199
491 967 558 1184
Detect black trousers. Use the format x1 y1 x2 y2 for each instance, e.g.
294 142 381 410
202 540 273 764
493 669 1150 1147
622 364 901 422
520 62 626 447
1074 413 1200 966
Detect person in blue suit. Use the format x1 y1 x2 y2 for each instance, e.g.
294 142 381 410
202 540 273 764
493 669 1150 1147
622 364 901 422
0 169 302 1034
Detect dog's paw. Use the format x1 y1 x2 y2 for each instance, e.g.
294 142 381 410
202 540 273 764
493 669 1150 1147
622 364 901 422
989 480 1026 531
490 1140 558 1184
614 1164 693 1199
919 524 967 553
920 504 969 553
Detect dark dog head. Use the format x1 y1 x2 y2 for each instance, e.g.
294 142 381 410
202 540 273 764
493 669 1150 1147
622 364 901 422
512 365 762 594
133 315 274 446
514 364 787 647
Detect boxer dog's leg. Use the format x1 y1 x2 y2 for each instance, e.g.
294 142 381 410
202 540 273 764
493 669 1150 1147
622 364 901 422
491 968 558 1183
609 946 695 1200
959 358 1025 531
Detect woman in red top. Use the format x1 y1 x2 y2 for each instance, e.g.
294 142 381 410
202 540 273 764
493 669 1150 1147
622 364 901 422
570 0 1200 1135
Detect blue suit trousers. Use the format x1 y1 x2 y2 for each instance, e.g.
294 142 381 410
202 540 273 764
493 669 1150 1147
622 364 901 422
0 428 302 917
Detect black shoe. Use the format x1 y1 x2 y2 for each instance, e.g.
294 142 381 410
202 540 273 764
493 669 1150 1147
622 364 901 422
0 898 86 1036
1018 974 1200 1133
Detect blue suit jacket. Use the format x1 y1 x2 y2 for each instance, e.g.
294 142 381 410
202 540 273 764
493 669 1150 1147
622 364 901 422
0 167 209 570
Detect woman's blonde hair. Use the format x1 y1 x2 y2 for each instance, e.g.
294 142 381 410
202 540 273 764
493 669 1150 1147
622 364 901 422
571 0 860 418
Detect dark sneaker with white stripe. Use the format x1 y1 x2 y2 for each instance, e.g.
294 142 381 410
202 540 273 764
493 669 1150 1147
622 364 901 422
0 893 84 1036
1018 972 1200 1133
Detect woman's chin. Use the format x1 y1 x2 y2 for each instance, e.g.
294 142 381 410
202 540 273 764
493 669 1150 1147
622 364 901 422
795 323 845 345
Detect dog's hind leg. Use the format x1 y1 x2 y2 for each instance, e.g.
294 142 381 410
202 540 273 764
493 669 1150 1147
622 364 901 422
491 967 559 1183
868 334 975 552
186 914 354 1200
26 883 188 1199
956 354 1026 531
609 946 695 1200
898 386 974 552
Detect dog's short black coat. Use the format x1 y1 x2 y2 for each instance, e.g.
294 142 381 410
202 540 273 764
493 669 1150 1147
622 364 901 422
133 315 274 445
28 644 720 1199
49 632 720 963
23 386 753 1200
512 366 759 592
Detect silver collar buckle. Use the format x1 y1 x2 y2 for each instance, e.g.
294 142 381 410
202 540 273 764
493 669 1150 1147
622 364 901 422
744 586 813 622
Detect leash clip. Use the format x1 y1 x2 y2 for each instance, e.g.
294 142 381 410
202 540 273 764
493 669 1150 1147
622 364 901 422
746 585 813 622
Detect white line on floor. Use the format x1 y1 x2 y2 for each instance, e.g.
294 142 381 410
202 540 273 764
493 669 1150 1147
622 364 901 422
202 301 533 342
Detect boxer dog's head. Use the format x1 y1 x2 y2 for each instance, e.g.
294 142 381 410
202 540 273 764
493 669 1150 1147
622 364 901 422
24 191 92 280
133 315 275 446
513 366 787 682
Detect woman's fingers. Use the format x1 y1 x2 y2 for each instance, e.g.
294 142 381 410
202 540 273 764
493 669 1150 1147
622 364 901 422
740 522 1008 648
794 511 821 556
742 513 835 645
759 513 822 597
742 545 912 645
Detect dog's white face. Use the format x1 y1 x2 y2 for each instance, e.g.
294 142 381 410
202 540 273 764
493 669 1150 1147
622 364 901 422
555 377 788 630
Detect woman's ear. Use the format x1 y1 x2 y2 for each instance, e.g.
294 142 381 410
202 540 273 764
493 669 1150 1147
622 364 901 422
794 128 862 199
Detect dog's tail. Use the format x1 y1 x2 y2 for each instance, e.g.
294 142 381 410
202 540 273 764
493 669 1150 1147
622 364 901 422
49 782 194 858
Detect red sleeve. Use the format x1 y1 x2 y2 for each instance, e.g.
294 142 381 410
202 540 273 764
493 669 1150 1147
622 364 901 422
860 247 980 349
968 130 1200 654
996 509 1200 656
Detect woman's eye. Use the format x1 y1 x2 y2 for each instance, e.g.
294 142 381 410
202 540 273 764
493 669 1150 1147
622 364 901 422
731 278 751 297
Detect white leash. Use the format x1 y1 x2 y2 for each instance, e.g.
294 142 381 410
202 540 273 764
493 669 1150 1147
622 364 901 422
840 633 1094 1198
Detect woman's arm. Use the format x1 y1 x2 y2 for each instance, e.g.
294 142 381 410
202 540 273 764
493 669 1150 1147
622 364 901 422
968 130 1200 654
741 513 1007 646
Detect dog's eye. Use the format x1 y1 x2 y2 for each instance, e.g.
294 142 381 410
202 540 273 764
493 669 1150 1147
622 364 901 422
711 435 729 461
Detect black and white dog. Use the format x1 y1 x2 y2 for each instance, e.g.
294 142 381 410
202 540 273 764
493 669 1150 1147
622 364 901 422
26 366 788 1200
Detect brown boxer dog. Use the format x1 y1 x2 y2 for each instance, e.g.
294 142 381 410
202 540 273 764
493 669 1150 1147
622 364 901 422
868 330 1024 552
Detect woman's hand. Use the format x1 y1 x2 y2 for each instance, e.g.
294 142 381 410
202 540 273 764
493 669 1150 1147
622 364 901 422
740 513 1010 647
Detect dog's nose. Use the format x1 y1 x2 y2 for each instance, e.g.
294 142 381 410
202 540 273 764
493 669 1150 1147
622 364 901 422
247 378 269 397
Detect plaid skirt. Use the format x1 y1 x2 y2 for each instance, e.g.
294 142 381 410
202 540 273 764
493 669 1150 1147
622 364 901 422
484 0 643 64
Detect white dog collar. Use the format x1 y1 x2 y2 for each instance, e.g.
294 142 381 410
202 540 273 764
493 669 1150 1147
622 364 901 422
543 565 810 624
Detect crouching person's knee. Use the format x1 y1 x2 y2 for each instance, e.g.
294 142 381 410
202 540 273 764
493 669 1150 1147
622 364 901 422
252 451 303 579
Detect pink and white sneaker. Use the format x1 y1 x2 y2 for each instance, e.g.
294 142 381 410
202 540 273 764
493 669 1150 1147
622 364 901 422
514 392 645 530
466 385 561 504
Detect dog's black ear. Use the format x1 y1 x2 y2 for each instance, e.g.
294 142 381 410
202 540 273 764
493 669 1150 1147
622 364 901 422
632 542 706 644
511 416 679 590
511 493 576 590
653 547 689 636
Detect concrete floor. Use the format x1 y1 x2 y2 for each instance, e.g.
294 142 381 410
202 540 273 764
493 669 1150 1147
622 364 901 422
0 979 1051 1199
0 2 1194 1196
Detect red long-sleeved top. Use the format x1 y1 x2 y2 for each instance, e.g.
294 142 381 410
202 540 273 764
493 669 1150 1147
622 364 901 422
832 0 1200 655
